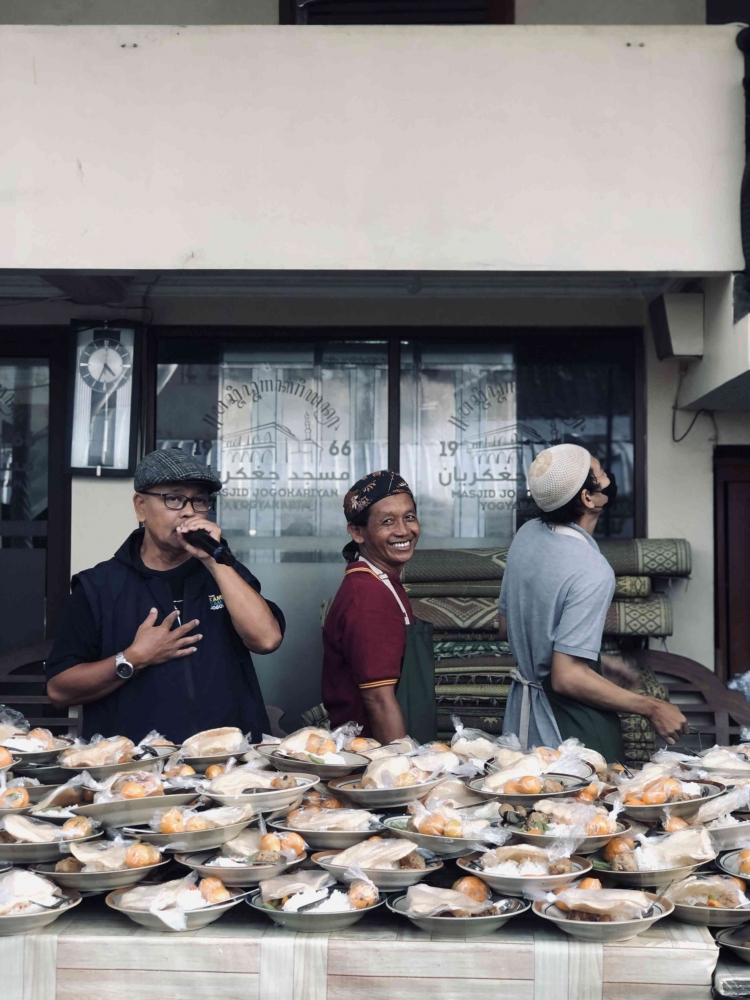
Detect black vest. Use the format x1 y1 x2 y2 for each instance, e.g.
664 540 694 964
74 531 280 743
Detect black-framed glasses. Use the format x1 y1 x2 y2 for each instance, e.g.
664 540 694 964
138 491 215 512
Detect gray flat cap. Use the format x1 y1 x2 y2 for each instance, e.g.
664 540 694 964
134 449 222 494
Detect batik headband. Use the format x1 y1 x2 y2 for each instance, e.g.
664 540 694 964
343 470 414 522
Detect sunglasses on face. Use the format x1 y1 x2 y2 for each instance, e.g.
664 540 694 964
138 491 215 512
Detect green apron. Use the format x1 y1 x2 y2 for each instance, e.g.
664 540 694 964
396 617 437 745
542 656 625 762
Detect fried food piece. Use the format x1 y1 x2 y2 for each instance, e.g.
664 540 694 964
399 851 426 870
62 816 94 839
452 876 489 902
577 877 602 890
120 782 148 800
542 778 564 794
159 808 186 834
124 843 161 868
55 856 84 873
417 815 445 836
664 816 689 833
199 876 231 904
739 849 750 876
602 837 635 863
165 764 196 778
321 797 342 810
270 774 297 790
549 858 573 875
205 764 227 780
260 833 282 852
254 849 283 864
348 881 378 909
280 832 305 856
185 816 211 832
27 728 57 750
611 852 638 872
443 819 464 838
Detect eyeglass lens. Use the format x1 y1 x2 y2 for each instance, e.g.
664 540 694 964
163 494 213 511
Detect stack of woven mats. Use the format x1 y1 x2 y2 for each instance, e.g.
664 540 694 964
401 539 691 764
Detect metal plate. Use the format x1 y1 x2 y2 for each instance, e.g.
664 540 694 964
175 850 307 886
59 750 171 783
0 887 81 936
327 774 445 809
532 895 673 942
605 781 726 822
387 893 529 937
246 887 385 932
180 751 243 774
209 775 319 812
717 849 750 880
507 822 632 856
382 815 494 856
0 832 102 864
121 818 254 853
456 852 592 897
0 758 18 776
32 858 171 892
486 758 595 780
105 887 244 932
268 820 376 851
715 926 750 963
0 738 72 766
704 821 750 851
312 850 442 890
255 744 369 779
72 792 199 830
8 762 69 784
670 899 750 927
467 773 590 807
595 859 703 889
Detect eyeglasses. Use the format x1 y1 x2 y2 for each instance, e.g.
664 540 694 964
138 491 215 512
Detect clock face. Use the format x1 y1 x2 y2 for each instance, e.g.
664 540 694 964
79 338 133 392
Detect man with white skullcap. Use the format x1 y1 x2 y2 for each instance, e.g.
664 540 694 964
498 444 687 756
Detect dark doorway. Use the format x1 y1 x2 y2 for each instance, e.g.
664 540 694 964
715 447 750 680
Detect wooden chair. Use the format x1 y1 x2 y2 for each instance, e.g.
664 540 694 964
634 649 750 750
0 639 80 736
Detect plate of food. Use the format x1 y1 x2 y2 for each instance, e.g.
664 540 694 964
486 743 597 782
179 727 251 771
1 729 72 766
269 802 380 850
606 767 726 822
717 848 750 881
255 744 370 779
591 827 716 888
106 874 243 932
679 746 750 780
386 881 530 937
208 766 318 810
662 874 750 927
502 797 629 854
715 926 750 964
468 773 593 807
327 756 446 808
33 839 169 892
456 846 592 896
0 814 101 863
123 803 255 852
247 869 384 932
7 761 69 785
73 790 199 830
0 869 82 935
0 747 18 775
532 887 673 942
176 848 307 886
58 735 172 781
382 814 504 856
312 839 442 890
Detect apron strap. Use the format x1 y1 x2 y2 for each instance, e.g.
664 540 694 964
510 666 544 751
346 560 411 625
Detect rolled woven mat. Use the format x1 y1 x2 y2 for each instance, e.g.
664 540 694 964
434 640 510 658
404 577 652 599
414 594 672 637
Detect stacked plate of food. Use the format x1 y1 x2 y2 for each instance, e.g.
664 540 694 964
270 796 380 849
58 734 173 782
106 873 243 931
0 814 100 863
591 826 716 888
383 800 509 856
485 740 601 782
247 869 384 932
387 879 529 937
208 763 318 810
1 727 72 766
34 837 168 892
179 727 251 773
456 844 592 896
661 873 750 927
606 764 725 822
175 826 307 886
312 836 441 890
0 868 81 935
256 726 371 779
327 752 451 809
469 771 593 807
123 802 255 852
532 884 673 941
502 797 629 854
70 769 199 829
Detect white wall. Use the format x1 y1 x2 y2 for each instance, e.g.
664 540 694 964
70 477 137 578
0 24 743 272
516 0 706 24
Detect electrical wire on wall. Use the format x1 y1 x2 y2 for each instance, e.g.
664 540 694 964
671 363 718 444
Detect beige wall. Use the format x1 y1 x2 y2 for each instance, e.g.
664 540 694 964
70 478 137 578
0 24 743 272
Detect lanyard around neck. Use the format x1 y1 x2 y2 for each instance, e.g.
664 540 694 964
350 557 411 626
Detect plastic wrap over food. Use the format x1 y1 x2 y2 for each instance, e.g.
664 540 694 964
286 807 373 832
181 727 249 757
407 800 510 845
555 739 607 777
68 835 152 872
421 778 486 810
210 765 290 795
120 873 211 931
692 784 750 828
697 746 750 773
665 874 750 909
0 706 29 742
450 715 501 763
0 869 62 915
136 731 176 750
220 827 262 859
403 883 496 917
549 887 652 921
333 838 421 870
360 737 419 762
260 868 333 903
31 774 89 813
59 734 136 768
634 827 715 871
88 769 164 803
526 797 620 837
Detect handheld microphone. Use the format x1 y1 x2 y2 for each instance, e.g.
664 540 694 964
183 528 236 566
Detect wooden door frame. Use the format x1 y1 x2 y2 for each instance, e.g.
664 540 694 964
714 446 750 681
0 329 72 639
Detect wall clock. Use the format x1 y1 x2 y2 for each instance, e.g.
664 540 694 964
67 323 140 475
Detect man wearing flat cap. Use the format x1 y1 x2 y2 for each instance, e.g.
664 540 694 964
46 450 284 742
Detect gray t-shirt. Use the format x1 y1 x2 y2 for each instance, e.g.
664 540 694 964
498 518 615 747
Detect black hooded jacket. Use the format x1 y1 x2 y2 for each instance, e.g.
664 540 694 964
44 530 284 743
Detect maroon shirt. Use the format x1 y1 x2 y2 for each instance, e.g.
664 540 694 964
322 560 413 734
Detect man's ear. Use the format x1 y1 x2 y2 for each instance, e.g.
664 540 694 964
133 492 146 524
579 488 597 511
347 522 366 545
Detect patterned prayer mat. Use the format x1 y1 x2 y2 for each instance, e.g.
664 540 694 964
404 577 651 599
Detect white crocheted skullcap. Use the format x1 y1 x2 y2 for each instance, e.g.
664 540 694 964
527 444 592 512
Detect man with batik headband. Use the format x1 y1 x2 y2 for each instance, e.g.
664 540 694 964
322 471 436 744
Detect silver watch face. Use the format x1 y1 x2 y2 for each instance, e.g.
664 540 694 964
116 657 134 679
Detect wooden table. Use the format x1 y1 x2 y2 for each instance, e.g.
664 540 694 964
2 897 720 1000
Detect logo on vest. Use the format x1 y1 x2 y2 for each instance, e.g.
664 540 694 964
208 594 224 611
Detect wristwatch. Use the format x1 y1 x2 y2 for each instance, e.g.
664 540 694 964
115 651 135 680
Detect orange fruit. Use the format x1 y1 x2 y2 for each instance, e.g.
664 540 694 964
452 876 489 902
664 816 689 833
602 837 635 862
575 783 598 803
642 788 668 805
586 816 613 836
517 775 543 795
578 877 602 890
503 780 522 795
662 778 682 799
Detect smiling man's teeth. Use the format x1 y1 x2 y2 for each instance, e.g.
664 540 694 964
390 541 410 549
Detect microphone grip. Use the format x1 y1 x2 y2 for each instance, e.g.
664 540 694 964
183 528 236 566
